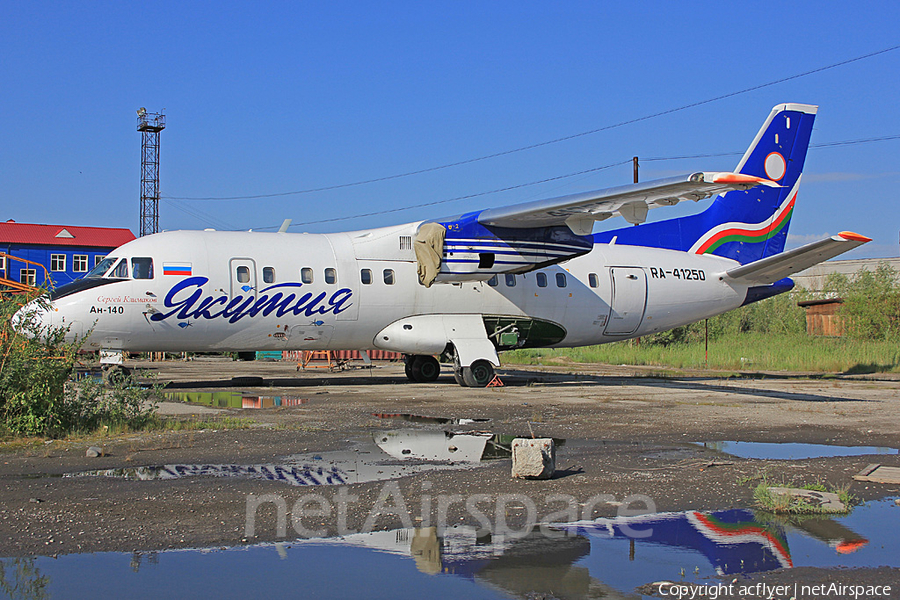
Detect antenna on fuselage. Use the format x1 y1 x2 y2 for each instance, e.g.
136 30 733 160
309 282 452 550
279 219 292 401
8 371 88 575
278 219 292 233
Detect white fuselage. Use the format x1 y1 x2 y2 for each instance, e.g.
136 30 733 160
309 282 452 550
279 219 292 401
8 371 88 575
41 222 749 354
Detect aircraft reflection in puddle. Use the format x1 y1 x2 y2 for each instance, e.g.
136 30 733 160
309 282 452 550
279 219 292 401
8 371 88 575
64 429 538 487
294 510 868 599
556 507 868 577
300 526 630 599
374 430 564 462
164 391 309 409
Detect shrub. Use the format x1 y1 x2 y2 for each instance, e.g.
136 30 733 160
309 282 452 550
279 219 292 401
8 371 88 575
826 264 900 341
0 294 82 435
0 293 158 437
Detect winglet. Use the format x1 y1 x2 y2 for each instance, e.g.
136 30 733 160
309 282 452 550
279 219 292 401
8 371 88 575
711 173 781 188
837 231 872 243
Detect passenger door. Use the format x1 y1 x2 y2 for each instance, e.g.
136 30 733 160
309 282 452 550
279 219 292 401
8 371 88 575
604 267 647 335
326 233 359 322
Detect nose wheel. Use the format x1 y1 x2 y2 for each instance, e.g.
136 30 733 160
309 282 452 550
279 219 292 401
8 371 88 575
101 364 132 385
403 355 441 382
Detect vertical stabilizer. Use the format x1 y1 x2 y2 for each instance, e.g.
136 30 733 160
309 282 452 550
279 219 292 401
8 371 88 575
594 104 817 265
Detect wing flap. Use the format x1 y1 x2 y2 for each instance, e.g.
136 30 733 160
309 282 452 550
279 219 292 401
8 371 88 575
478 172 776 233
723 232 871 285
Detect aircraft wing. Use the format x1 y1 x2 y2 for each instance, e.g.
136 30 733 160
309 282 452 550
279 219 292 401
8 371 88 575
478 172 778 235
723 232 871 285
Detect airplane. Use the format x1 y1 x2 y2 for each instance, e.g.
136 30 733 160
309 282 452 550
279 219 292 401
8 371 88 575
17 103 871 387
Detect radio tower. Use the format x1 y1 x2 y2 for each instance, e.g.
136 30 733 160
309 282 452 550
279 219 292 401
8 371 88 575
137 108 165 237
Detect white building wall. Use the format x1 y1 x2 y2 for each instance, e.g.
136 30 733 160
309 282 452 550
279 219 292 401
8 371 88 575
792 258 900 291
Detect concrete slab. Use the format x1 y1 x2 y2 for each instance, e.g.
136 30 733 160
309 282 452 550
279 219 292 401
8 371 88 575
854 463 900 484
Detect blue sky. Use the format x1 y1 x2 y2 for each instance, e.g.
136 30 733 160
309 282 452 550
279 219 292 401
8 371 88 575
2 1 899 258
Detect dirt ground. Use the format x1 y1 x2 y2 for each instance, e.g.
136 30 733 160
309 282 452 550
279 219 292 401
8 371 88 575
2 358 899 591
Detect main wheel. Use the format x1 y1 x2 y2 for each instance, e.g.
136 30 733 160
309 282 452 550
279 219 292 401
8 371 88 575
411 355 441 382
404 356 416 382
462 360 494 387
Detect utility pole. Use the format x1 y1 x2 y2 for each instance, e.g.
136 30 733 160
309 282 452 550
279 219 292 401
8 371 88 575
137 108 165 237
633 156 641 346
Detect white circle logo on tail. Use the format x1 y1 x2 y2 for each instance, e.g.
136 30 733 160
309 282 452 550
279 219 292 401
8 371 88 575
764 152 786 181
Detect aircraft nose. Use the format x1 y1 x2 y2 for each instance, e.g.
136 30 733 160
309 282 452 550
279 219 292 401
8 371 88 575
11 298 54 336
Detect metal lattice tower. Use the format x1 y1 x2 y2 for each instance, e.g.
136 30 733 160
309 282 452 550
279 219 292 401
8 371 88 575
137 108 165 237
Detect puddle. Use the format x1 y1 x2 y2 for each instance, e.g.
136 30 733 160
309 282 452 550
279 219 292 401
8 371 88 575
164 391 309 409
373 412 492 425
694 441 898 460
7 499 898 599
549 499 898 594
64 429 536 487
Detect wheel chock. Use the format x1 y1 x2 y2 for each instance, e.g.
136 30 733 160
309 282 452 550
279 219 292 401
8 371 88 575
486 375 504 387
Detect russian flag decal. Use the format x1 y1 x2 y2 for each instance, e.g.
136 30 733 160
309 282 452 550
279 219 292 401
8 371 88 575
163 262 192 276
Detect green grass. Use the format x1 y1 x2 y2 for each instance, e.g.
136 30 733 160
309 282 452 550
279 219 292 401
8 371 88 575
150 416 261 431
751 478 856 514
504 333 900 373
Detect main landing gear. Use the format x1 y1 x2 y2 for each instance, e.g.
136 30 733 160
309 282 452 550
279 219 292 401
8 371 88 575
453 357 495 388
404 354 496 387
403 355 441 383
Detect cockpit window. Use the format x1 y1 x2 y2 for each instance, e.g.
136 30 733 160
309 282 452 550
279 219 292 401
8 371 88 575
110 259 129 279
132 257 154 279
87 257 117 278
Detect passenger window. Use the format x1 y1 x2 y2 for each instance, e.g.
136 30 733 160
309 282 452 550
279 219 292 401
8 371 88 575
301 267 313 284
236 266 250 283
383 269 395 285
536 272 547 288
111 259 129 279
487 275 498 287
589 273 599 288
263 267 275 284
505 274 516 287
361 269 372 285
325 268 336 284
131 257 154 279
556 273 567 288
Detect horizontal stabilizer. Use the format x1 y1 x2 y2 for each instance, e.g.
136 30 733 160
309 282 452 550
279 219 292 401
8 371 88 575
723 232 871 285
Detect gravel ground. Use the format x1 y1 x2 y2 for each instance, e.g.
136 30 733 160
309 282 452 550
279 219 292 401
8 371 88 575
2 359 899 593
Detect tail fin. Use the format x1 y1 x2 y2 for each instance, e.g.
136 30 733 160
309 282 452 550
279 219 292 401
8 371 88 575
595 103 817 265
